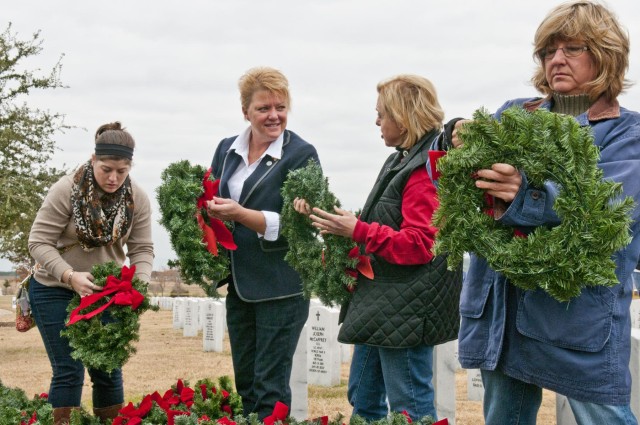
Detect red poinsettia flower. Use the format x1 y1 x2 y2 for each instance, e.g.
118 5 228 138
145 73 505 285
217 417 236 425
401 410 413 424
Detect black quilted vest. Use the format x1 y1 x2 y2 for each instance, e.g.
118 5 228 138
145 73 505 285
338 131 462 347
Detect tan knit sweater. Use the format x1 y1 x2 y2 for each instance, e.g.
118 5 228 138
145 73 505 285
28 173 154 287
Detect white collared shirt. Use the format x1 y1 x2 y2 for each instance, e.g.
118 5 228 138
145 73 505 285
227 126 282 241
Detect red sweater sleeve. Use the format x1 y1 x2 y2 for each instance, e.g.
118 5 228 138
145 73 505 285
352 166 437 265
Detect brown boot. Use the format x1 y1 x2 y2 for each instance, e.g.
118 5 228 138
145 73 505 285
53 407 79 425
93 403 124 423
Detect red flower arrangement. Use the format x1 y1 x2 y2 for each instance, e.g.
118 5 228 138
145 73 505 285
112 378 242 425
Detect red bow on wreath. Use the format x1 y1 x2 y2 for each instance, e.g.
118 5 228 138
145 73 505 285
262 401 289 425
196 168 237 256
346 246 374 280
67 265 143 326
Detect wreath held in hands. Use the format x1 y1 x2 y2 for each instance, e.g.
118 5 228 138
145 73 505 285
281 160 371 307
61 261 158 372
433 106 633 302
157 160 236 296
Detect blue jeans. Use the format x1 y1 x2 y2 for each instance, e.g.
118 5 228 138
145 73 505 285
347 344 436 421
29 277 124 408
481 368 638 425
225 285 309 420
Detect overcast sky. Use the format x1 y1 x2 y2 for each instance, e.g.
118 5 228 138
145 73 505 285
3 0 640 272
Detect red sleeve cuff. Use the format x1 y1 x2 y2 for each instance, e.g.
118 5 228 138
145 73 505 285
428 150 447 180
352 220 369 244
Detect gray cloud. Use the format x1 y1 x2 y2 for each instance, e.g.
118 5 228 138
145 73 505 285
3 0 640 270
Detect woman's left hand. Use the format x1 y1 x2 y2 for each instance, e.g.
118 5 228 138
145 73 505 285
475 163 522 202
310 206 357 238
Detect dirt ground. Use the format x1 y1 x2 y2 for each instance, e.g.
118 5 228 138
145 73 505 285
0 295 556 424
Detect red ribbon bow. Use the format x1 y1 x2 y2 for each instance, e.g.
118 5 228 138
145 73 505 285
196 168 237 256
67 265 144 326
262 401 289 425
346 246 374 280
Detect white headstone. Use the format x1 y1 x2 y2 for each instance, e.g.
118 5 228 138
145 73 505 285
556 394 577 425
202 300 225 352
289 324 308 420
433 340 457 424
631 328 640 419
631 299 640 329
466 369 484 401
183 299 199 337
307 305 341 386
195 299 203 330
172 298 184 329
11 296 16 310
340 342 352 364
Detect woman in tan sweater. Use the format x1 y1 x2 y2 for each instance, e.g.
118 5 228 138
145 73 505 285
28 122 154 425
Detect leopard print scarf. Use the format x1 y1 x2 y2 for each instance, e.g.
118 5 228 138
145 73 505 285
71 161 134 250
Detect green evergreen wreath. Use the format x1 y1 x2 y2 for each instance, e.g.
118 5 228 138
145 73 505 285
157 160 231 296
433 106 634 302
281 160 359 306
61 261 158 373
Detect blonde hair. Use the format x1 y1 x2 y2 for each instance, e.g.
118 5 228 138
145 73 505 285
238 67 291 112
377 75 444 149
531 1 631 101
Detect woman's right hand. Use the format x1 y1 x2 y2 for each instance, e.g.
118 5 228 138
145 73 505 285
69 271 98 297
293 197 312 215
452 119 471 148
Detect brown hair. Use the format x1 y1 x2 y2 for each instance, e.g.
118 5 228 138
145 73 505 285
94 122 135 163
238 67 290 113
531 1 631 101
377 75 444 149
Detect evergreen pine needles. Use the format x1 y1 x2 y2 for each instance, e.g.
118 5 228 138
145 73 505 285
157 160 231 296
61 261 158 373
433 106 633 302
281 160 359 306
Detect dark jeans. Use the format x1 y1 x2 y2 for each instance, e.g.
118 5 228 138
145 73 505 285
29 277 124 408
225 284 309 419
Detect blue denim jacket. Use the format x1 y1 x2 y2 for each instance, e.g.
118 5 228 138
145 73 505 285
457 96 640 404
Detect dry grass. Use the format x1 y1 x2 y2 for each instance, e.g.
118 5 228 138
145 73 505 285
0 295 556 424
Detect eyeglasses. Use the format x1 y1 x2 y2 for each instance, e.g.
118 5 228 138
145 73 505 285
539 45 589 60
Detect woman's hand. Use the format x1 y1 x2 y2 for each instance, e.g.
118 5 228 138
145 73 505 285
293 197 312 215
475 163 522 202
207 197 244 222
309 206 357 238
69 271 98 297
451 119 471 148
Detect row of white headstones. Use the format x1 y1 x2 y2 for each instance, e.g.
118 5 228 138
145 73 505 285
152 284 640 425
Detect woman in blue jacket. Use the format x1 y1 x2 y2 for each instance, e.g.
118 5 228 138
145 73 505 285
456 2 640 424
207 67 319 419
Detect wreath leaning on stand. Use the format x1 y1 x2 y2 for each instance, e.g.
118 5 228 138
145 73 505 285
61 261 158 373
433 106 634 302
281 160 372 307
157 160 236 297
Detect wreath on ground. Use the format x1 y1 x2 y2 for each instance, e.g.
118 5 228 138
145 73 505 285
433 106 634 302
0 377 447 425
157 160 236 297
281 160 371 307
60 261 158 373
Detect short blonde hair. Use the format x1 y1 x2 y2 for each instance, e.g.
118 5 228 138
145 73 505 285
531 1 631 101
377 75 444 150
238 67 290 112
